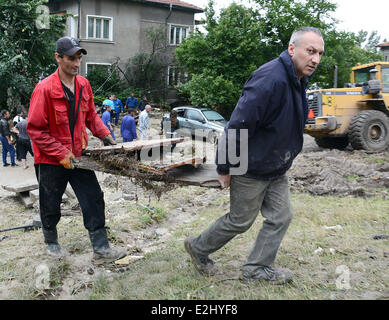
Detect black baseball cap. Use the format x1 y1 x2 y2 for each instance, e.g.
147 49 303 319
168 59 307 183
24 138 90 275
56 36 87 56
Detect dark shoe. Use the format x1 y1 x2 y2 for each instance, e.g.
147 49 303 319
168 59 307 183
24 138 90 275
42 227 64 257
11 163 18 167
47 243 64 256
242 266 293 285
184 236 216 276
3 163 9 167
89 228 126 265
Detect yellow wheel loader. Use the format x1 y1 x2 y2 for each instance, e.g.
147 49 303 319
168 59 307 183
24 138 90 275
305 62 389 152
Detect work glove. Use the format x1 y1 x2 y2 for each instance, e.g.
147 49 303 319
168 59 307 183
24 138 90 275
103 134 117 146
59 151 76 170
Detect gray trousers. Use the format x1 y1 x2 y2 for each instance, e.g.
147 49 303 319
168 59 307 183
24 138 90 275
191 174 293 276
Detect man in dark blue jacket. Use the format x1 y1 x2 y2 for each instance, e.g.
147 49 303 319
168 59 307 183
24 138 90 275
121 109 137 142
185 27 324 284
125 92 138 111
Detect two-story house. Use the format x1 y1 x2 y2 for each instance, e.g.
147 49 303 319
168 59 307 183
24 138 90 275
48 0 203 101
376 42 389 62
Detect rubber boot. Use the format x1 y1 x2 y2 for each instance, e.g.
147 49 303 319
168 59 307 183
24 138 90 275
42 227 63 257
89 228 126 265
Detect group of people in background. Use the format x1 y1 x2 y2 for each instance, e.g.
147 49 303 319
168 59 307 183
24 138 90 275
101 93 152 144
0 108 33 169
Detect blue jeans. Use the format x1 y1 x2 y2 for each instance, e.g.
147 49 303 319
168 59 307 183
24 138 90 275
0 136 15 165
123 137 134 142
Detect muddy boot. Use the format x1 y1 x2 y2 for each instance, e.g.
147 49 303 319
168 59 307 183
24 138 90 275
184 236 216 276
242 266 293 285
42 227 63 257
89 228 126 265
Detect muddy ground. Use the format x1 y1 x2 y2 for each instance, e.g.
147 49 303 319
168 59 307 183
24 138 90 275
0 110 388 299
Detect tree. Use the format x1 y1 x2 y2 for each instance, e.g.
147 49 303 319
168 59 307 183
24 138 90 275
123 26 170 101
252 0 338 62
311 30 383 88
177 0 384 117
176 1 263 116
87 61 123 96
364 30 382 53
0 0 67 113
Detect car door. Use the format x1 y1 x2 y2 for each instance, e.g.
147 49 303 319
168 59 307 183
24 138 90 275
185 109 207 136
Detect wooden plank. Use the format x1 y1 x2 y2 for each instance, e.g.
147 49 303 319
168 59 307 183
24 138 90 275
166 164 221 188
85 137 186 155
72 156 221 188
2 179 38 193
152 157 205 172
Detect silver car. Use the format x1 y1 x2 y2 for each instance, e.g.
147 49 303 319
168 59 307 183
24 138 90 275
162 106 227 144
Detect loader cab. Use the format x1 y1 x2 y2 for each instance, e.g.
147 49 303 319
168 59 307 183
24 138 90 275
350 62 389 94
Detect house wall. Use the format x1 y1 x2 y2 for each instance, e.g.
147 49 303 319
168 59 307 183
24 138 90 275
80 0 142 75
49 0 199 101
381 48 389 62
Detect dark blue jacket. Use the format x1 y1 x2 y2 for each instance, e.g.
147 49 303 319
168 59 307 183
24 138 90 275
126 96 138 108
120 115 137 141
216 50 310 180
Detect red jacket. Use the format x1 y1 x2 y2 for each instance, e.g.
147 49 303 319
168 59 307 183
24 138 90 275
27 69 110 165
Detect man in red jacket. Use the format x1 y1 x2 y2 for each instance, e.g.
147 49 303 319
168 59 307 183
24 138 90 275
27 37 125 264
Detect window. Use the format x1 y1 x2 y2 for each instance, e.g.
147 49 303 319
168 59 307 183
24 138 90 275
186 110 204 122
170 25 189 45
167 66 188 87
382 67 389 93
86 63 111 77
176 110 185 118
202 110 225 122
87 15 112 40
355 67 375 83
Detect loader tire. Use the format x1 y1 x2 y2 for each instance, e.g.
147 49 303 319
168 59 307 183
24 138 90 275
348 110 389 152
314 136 349 150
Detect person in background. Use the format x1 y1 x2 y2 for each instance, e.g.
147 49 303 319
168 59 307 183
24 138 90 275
139 104 151 140
165 109 180 150
111 94 124 126
121 109 137 143
0 110 17 167
13 108 24 162
138 96 148 112
14 115 33 169
102 102 116 142
13 109 24 126
125 92 138 111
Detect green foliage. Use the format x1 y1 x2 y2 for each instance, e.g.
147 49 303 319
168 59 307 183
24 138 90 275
177 0 385 117
0 0 67 113
92 95 108 107
253 0 337 61
124 26 169 100
311 30 384 88
178 73 239 118
176 2 262 116
86 64 123 96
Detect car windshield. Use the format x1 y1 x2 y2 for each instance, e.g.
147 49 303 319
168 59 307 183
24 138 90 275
202 110 225 121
